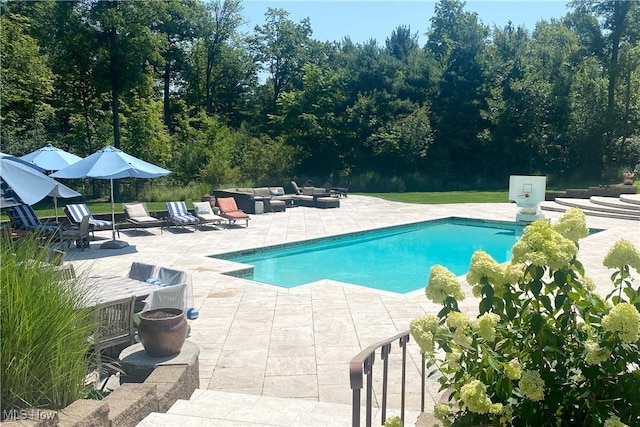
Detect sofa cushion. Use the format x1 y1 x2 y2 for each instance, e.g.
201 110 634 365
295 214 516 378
269 187 285 196
253 187 271 197
234 188 254 194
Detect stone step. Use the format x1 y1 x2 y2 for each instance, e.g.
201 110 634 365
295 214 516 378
620 194 640 205
136 389 422 427
590 196 640 211
540 200 640 221
553 198 640 216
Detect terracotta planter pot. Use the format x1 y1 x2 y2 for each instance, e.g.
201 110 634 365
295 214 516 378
138 308 187 357
623 174 635 185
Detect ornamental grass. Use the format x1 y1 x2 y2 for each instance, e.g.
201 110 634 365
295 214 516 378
1 233 97 411
411 208 640 426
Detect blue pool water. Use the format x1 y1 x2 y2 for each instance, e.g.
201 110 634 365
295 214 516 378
213 218 527 294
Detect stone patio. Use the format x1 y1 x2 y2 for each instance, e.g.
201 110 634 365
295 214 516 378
62 195 640 425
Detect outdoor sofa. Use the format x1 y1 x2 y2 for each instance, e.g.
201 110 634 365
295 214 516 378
210 187 292 213
211 185 338 212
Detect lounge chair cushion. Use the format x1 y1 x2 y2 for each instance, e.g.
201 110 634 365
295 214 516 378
166 201 199 227
170 215 198 225
124 203 147 219
217 197 250 221
123 203 158 223
192 202 224 224
65 203 112 228
8 204 60 234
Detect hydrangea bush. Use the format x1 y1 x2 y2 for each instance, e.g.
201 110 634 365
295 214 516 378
410 208 640 426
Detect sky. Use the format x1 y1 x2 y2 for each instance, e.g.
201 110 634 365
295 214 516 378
241 1 572 44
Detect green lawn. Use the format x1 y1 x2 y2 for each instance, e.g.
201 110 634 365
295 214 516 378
7 183 640 221
363 191 509 204
3 192 510 222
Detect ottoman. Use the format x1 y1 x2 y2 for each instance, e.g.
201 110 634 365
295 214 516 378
316 197 340 209
270 199 287 212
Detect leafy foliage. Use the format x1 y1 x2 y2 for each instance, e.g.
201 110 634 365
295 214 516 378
1 0 639 193
1 234 97 411
411 209 640 426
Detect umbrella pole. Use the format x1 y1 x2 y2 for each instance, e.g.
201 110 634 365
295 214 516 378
54 197 59 223
110 178 116 241
100 178 128 249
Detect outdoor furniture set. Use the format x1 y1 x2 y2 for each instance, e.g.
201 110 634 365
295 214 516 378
73 262 197 369
211 183 341 213
7 203 91 250
162 199 250 230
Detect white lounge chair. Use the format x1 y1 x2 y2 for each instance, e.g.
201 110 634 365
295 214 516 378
123 202 164 234
192 201 225 228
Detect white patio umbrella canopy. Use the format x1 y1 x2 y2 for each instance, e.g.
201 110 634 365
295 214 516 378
51 146 170 249
20 144 83 222
0 153 81 209
20 143 82 171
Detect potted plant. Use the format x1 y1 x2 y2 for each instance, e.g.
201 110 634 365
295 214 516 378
411 208 640 426
137 308 188 357
622 171 636 185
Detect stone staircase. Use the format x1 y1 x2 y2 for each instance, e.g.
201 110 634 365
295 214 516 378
541 194 640 221
136 389 423 426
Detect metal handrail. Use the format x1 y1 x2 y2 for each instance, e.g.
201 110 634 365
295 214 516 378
350 330 416 427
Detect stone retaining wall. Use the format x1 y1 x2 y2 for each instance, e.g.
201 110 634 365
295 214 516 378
1 359 199 427
546 184 637 200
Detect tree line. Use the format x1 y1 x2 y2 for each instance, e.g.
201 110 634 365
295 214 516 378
1 0 639 195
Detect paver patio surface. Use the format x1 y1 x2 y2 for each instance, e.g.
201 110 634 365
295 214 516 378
65 195 640 411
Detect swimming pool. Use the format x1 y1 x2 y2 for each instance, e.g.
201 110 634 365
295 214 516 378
212 217 526 294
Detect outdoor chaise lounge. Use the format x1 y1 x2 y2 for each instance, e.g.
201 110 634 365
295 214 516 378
192 201 225 228
166 201 199 231
332 180 351 197
123 202 164 234
216 197 250 227
291 180 303 195
64 203 116 238
7 204 61 237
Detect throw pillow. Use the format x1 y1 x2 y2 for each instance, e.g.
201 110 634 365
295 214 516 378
193 202 213 215
269 188 284 196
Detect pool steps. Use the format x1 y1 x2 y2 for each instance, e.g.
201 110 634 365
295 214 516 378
541 194 640 221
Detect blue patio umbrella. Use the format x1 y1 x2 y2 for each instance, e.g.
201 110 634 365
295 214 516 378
20 144 83 222
51 146 170 249
20 143 82 171
0 152 81 209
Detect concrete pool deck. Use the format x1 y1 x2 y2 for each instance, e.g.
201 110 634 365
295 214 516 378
64 195 640 425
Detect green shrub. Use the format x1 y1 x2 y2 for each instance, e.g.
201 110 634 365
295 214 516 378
1 234 97 411
140 181 210 203
412 209 640 426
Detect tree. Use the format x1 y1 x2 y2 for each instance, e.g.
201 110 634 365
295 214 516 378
480 23 545 179
366 105 434 174
202 0 244 116
426 0 490 179
85 0 165 199
252 8 313 114
570 1 635 139
151 0 207 131
0 12 54 154
385 25 419 61
271 63 347 176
